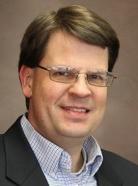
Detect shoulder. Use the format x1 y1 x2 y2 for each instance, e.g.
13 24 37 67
102 149 138 169
0 134 4 152
0 134 5 178
102 149 138 182
0 115 23 161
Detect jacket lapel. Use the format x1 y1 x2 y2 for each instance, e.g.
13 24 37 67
95 151 124 186
4 117 49 186
96 173 115 186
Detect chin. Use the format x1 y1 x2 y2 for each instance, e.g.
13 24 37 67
60 128 92 139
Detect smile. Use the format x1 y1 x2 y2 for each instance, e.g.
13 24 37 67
61 106 90 113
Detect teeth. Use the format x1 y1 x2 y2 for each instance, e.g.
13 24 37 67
70 108 86 113
64 107 88 113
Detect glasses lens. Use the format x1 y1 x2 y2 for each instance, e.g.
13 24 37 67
50 67 76 83
87 72 108 86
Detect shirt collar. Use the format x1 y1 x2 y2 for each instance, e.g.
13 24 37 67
83 136 103 175
21 114 103 178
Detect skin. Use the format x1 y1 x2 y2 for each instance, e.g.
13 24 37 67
19 31 108 172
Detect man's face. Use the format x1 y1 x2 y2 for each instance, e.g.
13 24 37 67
20 31 108 143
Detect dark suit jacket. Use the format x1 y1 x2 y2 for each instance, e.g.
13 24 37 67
0 116 138 186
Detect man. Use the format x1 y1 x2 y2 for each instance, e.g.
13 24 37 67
0 5 138 186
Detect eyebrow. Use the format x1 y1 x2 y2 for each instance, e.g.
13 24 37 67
40 65 108 73
87 70 108 73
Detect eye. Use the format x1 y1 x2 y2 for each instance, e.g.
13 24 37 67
53 69 71 77
88 73 105 81
51 67 76 82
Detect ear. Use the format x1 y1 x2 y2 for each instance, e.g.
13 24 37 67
19 65 34 98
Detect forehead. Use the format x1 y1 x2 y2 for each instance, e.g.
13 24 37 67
42 31 108 71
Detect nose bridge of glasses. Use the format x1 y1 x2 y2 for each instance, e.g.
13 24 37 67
76 72 88 83
74 72 93 90
68 71 93 97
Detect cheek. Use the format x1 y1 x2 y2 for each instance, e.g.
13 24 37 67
94 88 107 107
39 82 64 105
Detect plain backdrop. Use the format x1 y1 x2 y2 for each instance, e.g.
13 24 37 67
0 0 138 164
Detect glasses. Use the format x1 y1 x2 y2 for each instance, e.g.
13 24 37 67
36 65 117 87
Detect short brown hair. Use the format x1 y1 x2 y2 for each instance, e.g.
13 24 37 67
18 5 119 72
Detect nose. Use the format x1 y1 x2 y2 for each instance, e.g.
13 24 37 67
68 74 93 97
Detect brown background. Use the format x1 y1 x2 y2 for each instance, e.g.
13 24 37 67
0 0 138 164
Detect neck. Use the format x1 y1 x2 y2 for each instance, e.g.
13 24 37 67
70 147 84 172
57 137 85 172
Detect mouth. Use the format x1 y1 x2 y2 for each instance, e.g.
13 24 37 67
60 106 90 114
60 105 92 122
59 105 94 122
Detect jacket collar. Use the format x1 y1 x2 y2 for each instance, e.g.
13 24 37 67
4 117 49 186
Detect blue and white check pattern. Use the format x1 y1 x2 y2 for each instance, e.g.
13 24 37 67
21 115 103 186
